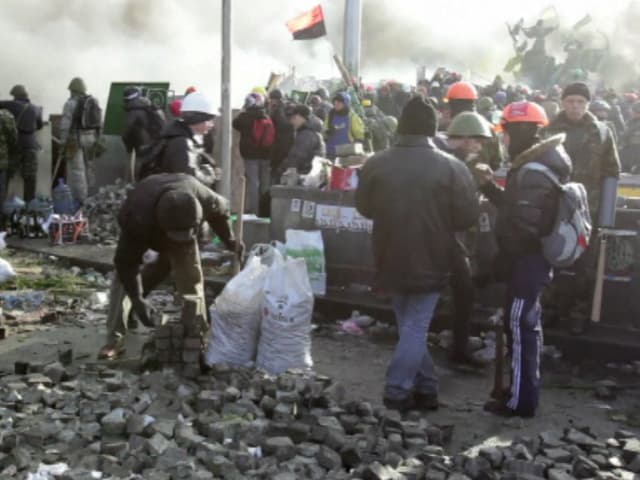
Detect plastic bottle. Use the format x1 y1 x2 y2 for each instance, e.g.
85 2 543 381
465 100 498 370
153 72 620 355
52 179 76 215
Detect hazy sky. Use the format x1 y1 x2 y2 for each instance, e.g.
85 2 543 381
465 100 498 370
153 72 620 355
0 0 635 113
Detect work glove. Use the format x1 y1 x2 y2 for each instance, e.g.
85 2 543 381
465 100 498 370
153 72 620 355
131 298 156 328
472 163 494 187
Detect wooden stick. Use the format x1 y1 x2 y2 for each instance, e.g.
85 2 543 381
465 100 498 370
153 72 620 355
491 310 505 400
590 233 607 323
232 175 246 276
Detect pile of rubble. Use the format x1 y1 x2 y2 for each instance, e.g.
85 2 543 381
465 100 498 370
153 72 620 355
82 181 131 245
1 353 639 480
0 358 454 480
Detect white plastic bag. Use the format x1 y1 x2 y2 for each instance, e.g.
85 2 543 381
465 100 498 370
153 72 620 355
256 257 314 374
0 232 7 250
301 157 331 188
205 247 282 366
285 229 326 295
0 257 17 283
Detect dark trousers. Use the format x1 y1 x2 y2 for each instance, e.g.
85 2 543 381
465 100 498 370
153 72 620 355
18 149 38 202
0 170 7 225
451 246 474 357
504 253 552 416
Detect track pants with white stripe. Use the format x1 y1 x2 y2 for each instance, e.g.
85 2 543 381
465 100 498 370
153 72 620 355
504 253 552 417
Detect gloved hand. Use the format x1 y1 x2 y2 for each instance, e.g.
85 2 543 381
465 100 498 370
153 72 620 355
473 163 494 187
131 298 156 328
225 239 245 260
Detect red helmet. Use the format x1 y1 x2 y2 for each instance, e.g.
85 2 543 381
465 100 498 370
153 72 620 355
446 81 478 101
501 101 549 127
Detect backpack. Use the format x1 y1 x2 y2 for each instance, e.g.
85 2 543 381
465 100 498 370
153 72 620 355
144 106 166 140
519 162 592 268
251 116 275 148
135 139 167 182
74 95 102 130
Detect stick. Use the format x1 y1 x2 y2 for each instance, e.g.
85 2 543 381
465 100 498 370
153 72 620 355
491 310 505 400
590 233 607 323
232 176 246 276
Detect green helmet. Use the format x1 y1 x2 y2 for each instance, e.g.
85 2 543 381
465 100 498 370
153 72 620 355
476 96 494 112
10 84 28 98
383 115 398 133
68 77 87 94
447 111 493 138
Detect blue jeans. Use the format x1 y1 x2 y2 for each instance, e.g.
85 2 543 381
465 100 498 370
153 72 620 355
385 293 441 400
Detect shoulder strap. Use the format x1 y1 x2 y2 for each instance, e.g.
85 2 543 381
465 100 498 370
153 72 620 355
593 120 609 144
15 103 30 127
519 161 563 189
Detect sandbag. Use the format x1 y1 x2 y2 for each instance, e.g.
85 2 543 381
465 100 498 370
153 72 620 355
256 257 314 374
205 254 271 366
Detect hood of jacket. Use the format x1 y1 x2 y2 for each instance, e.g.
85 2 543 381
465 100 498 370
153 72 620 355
125 96 151 111
512 133 572 181
162 119 194 140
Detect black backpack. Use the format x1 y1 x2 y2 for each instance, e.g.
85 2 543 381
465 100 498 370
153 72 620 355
74 95 102 130
143 106 166 140
135 139 167 182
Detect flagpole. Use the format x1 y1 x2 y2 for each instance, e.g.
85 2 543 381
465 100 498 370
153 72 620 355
220 0 232 200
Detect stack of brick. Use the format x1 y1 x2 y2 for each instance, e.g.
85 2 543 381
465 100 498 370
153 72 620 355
151 295 209 379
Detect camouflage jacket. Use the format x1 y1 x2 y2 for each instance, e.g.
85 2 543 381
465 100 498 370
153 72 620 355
0 109 17 171
544 111 620 208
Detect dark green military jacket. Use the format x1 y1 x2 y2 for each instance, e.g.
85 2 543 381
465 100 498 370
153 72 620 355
0 109 17 171
544 111 620 211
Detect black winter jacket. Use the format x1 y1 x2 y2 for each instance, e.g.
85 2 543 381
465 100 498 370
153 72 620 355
115 173 232 302
232 107 272 160
356 135 479 294
0 99 43 150
481 134 572 259
154 120 214 185
286 123 326 174
122 97 165 154
270 103 294 169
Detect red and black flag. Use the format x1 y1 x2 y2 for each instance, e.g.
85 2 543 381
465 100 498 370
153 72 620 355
286 5 327 40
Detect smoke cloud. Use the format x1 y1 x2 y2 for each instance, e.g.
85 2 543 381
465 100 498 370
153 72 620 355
0 0 637 117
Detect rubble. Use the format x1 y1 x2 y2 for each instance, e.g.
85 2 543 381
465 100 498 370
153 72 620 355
1 352 636 480
82 180 131 245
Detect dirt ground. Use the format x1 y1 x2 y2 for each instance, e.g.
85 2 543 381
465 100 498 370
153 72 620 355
1 313 638 456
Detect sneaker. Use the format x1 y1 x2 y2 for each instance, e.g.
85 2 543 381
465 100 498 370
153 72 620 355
483 399 534 418
383 395 415 412
414 391 439 411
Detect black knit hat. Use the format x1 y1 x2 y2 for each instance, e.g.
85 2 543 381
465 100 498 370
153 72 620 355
562 82 591 101
291 104 311 119
397 97 438 136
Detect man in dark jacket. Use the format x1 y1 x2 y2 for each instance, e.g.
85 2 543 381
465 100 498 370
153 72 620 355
150 92 217 187
436 112 494 364
620 101 640 173
269 89 295 184
285 105 325 175
98 173 239 359
544 82 620 334
0 85 43 202
122 86 165 181
475 101 572 418
356 97 479 411
233 93 274 215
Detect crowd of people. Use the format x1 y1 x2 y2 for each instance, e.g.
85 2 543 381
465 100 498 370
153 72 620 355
354 76 622 418
0 69 635 420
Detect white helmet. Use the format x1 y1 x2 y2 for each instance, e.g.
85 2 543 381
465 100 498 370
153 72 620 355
181 92 216 115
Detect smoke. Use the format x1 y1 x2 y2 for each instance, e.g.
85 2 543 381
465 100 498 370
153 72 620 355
0 0 637 117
